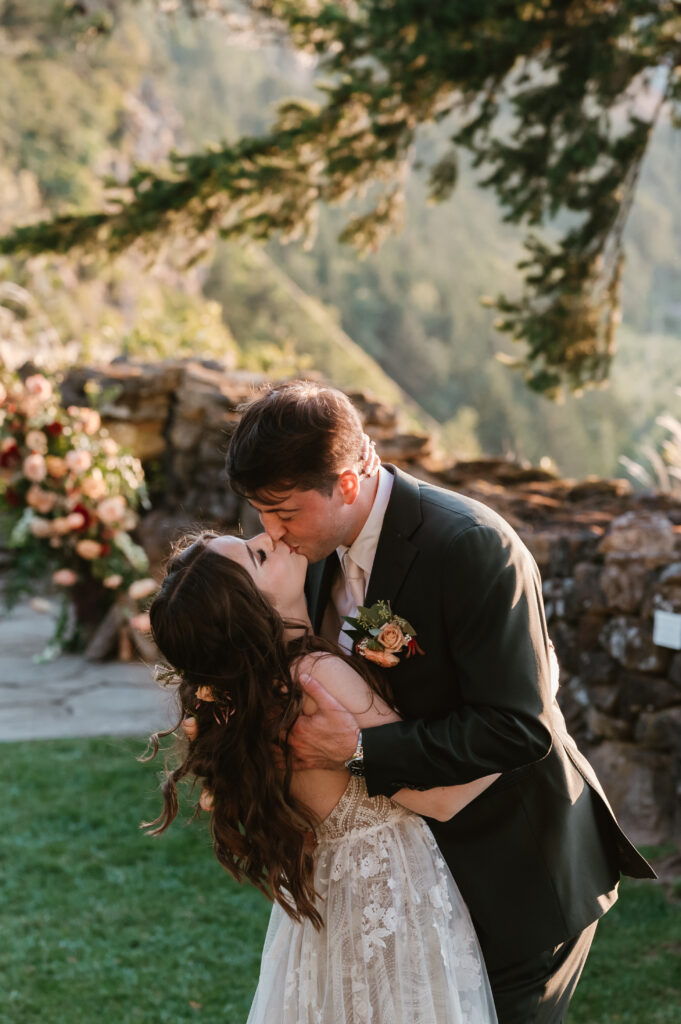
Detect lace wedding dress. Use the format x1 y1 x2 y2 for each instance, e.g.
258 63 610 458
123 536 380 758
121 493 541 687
247 776 498 1023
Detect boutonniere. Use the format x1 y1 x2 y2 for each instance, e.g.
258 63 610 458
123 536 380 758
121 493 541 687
343 600 425 668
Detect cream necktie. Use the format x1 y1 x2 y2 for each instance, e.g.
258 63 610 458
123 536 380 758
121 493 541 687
342 551 366 612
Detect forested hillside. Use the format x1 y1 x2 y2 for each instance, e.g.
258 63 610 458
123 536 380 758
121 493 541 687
2 4 679 477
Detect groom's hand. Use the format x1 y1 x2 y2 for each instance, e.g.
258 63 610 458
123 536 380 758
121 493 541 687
288 674 359 771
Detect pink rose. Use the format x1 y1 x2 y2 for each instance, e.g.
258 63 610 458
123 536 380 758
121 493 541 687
75 539 103 560
103 574 124 589
24 374 53 401
82 409 101 435
81 471 108 501
129 612 151 633
66 512 86 530
377 622 407 652
53 568 78 586
97 495 127 525
26 486 56 514
23 453 47 483
65 449 93 475
0 382 6 405
199 789 214 812
46 455 68 479
361 646 400 668
128 577 158 601
51 517 73 536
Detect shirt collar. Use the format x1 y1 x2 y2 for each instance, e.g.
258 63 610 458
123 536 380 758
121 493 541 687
336 465 394 577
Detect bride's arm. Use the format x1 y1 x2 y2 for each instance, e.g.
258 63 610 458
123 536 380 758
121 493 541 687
295 654 499 822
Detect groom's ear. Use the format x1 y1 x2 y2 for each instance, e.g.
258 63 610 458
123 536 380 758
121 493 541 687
337 469 360 505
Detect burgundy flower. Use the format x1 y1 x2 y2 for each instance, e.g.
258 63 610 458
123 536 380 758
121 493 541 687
0 441 20 468
45 421 64 437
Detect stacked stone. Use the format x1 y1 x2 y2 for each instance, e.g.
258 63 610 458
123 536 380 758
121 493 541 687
535 511 681 845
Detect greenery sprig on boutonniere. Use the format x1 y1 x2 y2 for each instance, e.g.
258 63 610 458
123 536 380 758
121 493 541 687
343 600 424 668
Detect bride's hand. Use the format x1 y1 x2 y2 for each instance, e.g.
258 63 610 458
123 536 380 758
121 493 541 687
180 716 198 741
359 433 380 479
288 674 360 771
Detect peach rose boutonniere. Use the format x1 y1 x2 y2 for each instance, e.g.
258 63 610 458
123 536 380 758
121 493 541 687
343 600 424 668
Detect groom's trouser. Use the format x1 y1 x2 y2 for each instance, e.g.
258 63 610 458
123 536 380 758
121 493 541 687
486 920 598 1024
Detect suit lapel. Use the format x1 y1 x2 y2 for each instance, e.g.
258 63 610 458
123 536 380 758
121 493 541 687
306 552 340 633
365 466 422 608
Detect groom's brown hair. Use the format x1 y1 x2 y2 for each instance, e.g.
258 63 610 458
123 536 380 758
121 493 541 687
226 380 364 500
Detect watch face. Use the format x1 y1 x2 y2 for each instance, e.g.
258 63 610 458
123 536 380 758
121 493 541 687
346 758 365 778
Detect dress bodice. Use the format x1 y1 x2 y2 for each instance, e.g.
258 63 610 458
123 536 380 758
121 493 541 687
315 774 415 842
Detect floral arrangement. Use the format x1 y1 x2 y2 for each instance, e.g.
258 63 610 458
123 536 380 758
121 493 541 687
343 600 424 668
0 367 156 655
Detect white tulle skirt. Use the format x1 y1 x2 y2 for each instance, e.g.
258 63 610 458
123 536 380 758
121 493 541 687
247 777 497 1024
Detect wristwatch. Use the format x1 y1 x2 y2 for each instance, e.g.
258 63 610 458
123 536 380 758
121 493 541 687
344 730 365 777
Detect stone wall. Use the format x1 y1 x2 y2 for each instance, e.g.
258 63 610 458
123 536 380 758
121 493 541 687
61 359 681 845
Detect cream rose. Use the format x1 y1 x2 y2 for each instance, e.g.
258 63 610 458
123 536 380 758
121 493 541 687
65 449 93 475
25 374 53 401
103 574 124 589
128 577 158 601
46 455 68 479
25 430 48 454
0 382 6 405
23 453 47 483
51 516 74 536
361 646 400 668
30 517 53 539
101 437 119 456
377 622 406 653
76 539 103 560
53 568 78 586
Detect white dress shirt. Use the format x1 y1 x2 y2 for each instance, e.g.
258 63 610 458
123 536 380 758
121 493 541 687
330 466 394 653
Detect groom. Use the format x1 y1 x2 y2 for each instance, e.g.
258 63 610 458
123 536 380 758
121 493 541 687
225 380 654 1024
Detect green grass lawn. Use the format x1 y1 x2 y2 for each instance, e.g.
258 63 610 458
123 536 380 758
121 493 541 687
1 737 679 1024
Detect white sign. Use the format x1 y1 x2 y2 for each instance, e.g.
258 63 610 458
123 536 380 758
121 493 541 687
652 609 681 651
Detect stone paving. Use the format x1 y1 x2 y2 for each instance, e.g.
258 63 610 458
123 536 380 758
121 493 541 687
0 600 175 742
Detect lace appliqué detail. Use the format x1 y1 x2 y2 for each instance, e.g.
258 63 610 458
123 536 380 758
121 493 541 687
248 776 497 1024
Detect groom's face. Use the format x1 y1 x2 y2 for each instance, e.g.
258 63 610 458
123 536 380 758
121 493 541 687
248 476 357 564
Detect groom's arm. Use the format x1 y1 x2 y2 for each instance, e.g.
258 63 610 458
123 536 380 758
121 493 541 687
363 522 553 799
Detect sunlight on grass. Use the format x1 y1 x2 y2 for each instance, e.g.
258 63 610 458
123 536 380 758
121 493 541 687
1 737 679 1023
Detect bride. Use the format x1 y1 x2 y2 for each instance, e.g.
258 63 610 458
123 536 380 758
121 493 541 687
145 529 499 1024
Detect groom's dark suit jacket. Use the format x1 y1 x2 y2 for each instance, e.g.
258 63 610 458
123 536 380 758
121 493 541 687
306 466 654 969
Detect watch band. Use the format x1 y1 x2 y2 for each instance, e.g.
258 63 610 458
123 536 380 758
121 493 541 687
344 730 365 777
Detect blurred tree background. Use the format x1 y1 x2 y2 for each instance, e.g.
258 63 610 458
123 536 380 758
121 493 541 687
1 0 680 477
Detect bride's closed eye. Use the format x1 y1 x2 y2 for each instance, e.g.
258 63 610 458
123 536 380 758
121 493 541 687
255 548 267 564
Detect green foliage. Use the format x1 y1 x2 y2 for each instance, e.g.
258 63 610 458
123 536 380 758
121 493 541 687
3 1 681 394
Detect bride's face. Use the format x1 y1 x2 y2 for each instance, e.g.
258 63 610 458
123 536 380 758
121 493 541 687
208 533 308 614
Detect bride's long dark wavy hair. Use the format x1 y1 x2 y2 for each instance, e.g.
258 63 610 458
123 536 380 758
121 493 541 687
143 531 392 928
